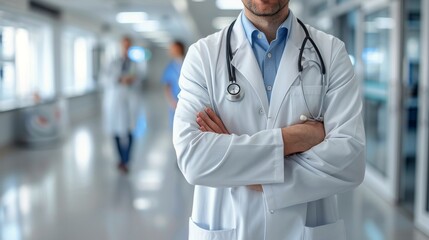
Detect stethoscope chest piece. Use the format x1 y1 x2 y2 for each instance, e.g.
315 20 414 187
226 83 244 102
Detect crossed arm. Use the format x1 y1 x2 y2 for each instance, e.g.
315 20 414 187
196 107 326 191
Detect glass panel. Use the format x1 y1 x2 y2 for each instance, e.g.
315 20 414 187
63 35 95 96
74 37 89 93
363 8 392 176
311 2 328 16
336 0 350 4
0 27 15 60
0 62 15 102
0 18 53 109
427 155 429 212
400 0 421 213
15 28 33 99
337 11 357 65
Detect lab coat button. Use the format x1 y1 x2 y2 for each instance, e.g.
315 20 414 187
259 108 264 115
270 210 274 214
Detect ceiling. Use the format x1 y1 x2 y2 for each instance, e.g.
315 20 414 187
33 0 307 48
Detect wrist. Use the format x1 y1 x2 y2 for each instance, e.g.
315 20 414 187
281 126 306 156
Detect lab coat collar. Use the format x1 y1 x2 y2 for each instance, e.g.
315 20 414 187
230 12 269 115
269 13 307 127
230 12 309 127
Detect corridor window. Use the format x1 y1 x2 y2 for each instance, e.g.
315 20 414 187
0 22 54 110
62 32 96 96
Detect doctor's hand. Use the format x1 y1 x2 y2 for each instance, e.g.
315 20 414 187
196 108 230 134
282 121 325 156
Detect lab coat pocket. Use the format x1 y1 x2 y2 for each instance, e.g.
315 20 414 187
189 218 236 240
303 219 346 240
290 86 324 120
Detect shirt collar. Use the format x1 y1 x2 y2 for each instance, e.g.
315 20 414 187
241 10 293 45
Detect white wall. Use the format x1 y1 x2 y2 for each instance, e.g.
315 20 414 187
0 111 16 146
67 93 101 124
146 46 172 89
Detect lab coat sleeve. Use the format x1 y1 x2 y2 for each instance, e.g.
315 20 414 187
102 60 119 89
262 41 365 210
173 44 285 187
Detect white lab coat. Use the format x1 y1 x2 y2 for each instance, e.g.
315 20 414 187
103 58 142 136
173 12 365 240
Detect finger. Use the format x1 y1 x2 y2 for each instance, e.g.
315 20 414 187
198 112 224 134
205 108 229 134
197 117 215 132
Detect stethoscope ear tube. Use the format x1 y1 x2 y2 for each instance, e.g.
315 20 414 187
226 20 236 83
226 20 244 102
296 19 326 75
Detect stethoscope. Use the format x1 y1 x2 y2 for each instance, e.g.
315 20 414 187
225 18 327 122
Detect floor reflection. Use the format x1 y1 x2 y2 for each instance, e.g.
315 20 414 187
339 185 429 240
0 89 193 240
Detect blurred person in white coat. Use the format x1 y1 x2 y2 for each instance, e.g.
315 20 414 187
103 36 142 173
173 0 365 239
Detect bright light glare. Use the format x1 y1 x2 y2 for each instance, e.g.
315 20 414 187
349 55 356 66
363 49 384 64
133 198 152 210
19 186 31 216
15 28 31 98
136 170 163 191
116 12 148 24
74 129 92 171
74 37 88 92
128 46 146 62
216 0 243 10
3 27 15 58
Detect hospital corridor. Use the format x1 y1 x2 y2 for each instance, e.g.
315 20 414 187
1 0 429 240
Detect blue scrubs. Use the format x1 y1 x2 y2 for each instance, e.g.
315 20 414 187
161 60 182 126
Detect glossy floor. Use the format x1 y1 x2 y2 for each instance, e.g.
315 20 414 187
0 89 428 240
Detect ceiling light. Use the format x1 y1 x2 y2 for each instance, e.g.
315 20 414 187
216 0 243 10
116 12 148 24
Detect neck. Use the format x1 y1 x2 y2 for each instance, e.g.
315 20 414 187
244 7 289 43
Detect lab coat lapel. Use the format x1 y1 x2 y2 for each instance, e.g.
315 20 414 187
230 14 269 116
269 15 306 127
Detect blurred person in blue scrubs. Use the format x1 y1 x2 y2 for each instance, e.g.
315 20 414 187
161 40 186 127
103 36 142 173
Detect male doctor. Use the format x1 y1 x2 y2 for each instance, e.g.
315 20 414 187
173 0 365 239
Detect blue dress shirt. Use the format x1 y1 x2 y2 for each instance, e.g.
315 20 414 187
241 11 293 102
